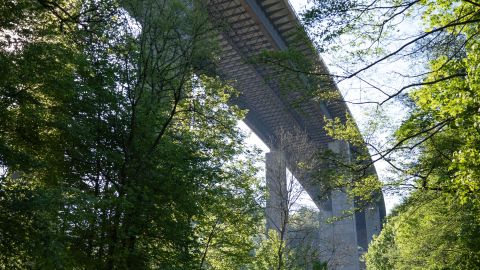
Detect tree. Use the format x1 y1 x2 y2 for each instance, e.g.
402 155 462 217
365 191 480 269
362 20 480 266
285 1 480 268
196 154 262 270
284 0 480 202
301 0 478 102
0 0 261 268
288 207 328 270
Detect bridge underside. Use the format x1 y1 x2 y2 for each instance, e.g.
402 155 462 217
206 1 386 269
208 0 345 148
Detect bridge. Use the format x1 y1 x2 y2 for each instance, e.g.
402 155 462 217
206 0 386 269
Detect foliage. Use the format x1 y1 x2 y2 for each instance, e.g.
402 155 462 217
365 191 480 269
252 230 291 270
0 0 261 269
287 208 326 270
196 157 262 270
363 7 480 265
253 207 328 270
301 0 480 198
301 0 480 269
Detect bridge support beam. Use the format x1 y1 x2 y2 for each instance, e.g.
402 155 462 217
265 151 287 234
318 141 360 270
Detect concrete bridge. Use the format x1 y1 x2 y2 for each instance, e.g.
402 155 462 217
206 0 386 269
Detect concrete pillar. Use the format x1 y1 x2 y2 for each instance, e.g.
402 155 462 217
331 190 360 270
318 141 360 270
365 205 381 243
265 151 287 233
318 196 335 266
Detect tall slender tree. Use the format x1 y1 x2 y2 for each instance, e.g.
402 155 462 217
0 0 262 269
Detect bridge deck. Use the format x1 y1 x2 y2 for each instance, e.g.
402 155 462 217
207 0 350 151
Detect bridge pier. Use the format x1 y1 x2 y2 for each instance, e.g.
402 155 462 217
263 141 384 269
265 151 287 234
365 204 381 246
318 141 361 270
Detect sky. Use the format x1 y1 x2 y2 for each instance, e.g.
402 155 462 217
241 0 403 214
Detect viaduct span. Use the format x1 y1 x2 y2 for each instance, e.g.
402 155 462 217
206 1 386 269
